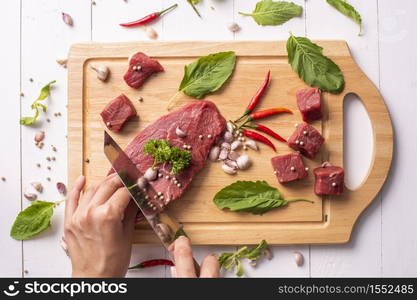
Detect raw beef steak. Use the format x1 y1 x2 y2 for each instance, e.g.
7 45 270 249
288 123 325 159
296 88 322 122
121 100 226 205
100 94 137 132
271 152 308 183
313 164 344 195
124 52 164 88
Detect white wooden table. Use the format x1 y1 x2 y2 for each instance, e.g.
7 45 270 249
1 0 416 278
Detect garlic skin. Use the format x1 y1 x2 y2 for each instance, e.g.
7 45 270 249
145 26 158 39
34 131 45 143
175 127 186 138
245 140 258 151
222 164 237 175
56 58 68 68
24 192 37 201
236 155 251 170
62 12 73 26
231 140 242 151
294 251 304 266
31 182 43 193
144 168 158 181
227 22 241 33
209 146 220 161
90 64 109 81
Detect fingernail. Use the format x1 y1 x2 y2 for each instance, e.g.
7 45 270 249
170 266 177 278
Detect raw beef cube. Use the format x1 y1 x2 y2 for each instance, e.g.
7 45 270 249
314 165 344 195
271 152 308 183
100 94 137 132
296 88 322 122
110 100 226 207
288 123 324 159
124 52 164 88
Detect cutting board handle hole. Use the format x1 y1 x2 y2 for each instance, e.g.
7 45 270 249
343 93 374 190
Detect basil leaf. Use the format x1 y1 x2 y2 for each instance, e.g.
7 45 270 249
327 0 362 35
10 201 56 240
20 109 40 125
179 51 236 99
243 240 269 261
37 80 56 100
213 180 286 215
286 34 345 94
239 0 302 26
236 260 245 277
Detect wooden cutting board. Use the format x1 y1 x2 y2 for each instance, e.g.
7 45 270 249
68 41 393 245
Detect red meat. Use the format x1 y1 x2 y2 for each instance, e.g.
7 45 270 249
123 52 164 88
288 123 324 159
296 88 322 122
313 165 344 195
271 152 308 183
100 94 137 132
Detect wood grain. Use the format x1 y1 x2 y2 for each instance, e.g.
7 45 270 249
68 41 393 245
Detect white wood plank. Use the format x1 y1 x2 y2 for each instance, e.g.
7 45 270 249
21 0 91 277
378 0 417 277
0 0 23 277
234 0 310 278
306 0 382 277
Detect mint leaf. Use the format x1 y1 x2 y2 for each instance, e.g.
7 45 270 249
286 34 345 94
179 51 236 99
10 201 57 240
327 0 362 35
239 0 302 26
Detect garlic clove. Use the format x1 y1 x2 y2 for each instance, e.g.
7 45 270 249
24 192 37 201
228 151 240 161
62 12 73 26
219 148 229 161
236 154 251 170
57 182 67 196
34 131 45 143
175 127 186 138
223 131 233 143
293 251 304 266
222 163 237 175
245 140 259 151
145 26 158 40
226 121 235 133
227 22 241 33
224 159 238 170
144 167 158 181
90 64 109 81
209 146 220 161
31 182 43 193
220 142 231 150
231 140 242 151
137 176 148 189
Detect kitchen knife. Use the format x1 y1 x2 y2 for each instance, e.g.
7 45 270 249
103 131 200 275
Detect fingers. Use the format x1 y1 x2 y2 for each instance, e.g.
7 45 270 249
91 173 122 205
171 236 196 278
122 200 138 233
200 254 220 278
108 186 132 216
65 175 85 224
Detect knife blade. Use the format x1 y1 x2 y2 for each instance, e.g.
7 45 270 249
103 131 200 275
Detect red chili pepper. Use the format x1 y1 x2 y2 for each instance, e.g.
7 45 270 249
245 123 287 143
120 4 178 27
242 129 276 152
128 259 174 270
235 70 270 122
248 107 293 121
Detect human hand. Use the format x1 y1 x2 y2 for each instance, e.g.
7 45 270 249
64 174 138 277
169 236 220 278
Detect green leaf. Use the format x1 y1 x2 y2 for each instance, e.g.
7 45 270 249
20 109 40 125
327 0 362 35
10 201 56 240
286 34 345 94
239 0 302 26
37 80 56 100
213 180 287 215
179 51 236 99
187 0 202 17
32 102 47 113
236 260 245 277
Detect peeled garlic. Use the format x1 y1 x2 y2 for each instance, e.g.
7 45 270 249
90 64 109 81
176 127 186 138
222 164 237 175
245 140 258 151
31 182 43 193
145 26 158 40
34 131 45 143
236 155 251 170
231 140 242 151
144 167 158 181
294 251 304 266
209 146 220 161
